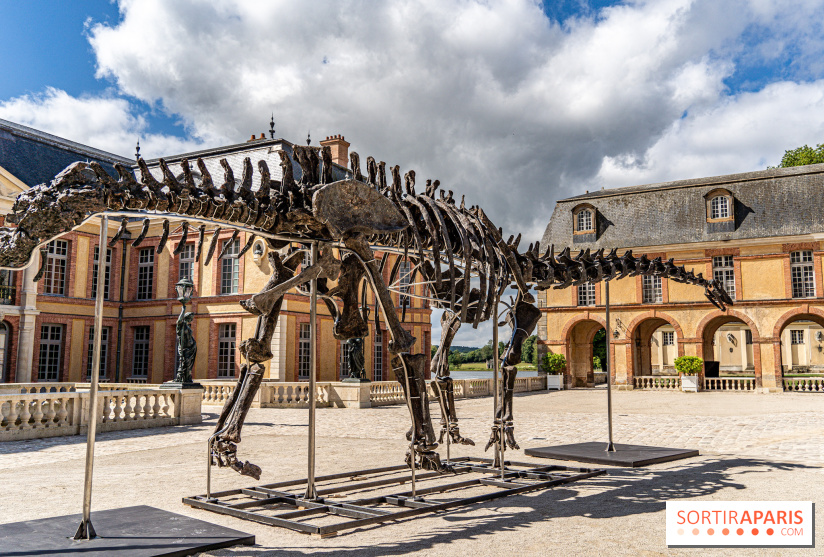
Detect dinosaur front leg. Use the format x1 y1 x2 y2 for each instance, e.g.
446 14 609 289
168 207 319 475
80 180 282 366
212 362 265 479
430 311 474 446
212 252 294 479
392 353 448 472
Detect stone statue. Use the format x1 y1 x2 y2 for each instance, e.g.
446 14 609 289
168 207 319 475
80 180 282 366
174 310 197 383
346 337 366 380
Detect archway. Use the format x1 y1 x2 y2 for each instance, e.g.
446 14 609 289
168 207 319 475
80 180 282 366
773 311 824 377
564 318 604 388
697 311 761 382
627 314 684 379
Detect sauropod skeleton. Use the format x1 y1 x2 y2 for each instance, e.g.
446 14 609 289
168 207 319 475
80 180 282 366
0 144 732 479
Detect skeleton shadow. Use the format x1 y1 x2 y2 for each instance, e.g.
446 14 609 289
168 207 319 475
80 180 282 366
199 456 814 556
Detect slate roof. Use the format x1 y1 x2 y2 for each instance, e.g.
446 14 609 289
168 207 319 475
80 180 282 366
0 118 131 187
541 164 824 249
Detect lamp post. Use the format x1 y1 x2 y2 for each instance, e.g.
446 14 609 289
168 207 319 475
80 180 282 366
163 277 199 388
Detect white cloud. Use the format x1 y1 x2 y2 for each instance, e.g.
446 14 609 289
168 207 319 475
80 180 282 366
593 79 824 187
84 0 790 237
7 0 824 347
0 87 202 158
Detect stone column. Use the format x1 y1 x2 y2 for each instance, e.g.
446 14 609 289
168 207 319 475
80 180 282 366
16 250 40 382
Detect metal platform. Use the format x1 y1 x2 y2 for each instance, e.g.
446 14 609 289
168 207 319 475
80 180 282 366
183 457 605 537
0 505 254 556
525 442 699 467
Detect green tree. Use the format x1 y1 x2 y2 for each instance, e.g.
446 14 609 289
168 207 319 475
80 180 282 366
593 328 606 370
776 143 824 167
448 350 464 367
542 353 566 374
674 356 703 375
431 345 438 358
521 335 537 365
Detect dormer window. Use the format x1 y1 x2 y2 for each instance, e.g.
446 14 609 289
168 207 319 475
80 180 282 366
705 188 734 222
704 188 735 232
572 203 597 236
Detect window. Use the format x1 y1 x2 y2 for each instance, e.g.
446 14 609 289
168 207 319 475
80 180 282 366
662 331 675 346
178 243 195 282
218 323 236 377
712 255 736 300
576 209 593 232
132 326 150 377
86 326 110 379
577 282 595 306
43 240 68 295
373 328 383 381
745 330 753 345
340 341 351 380
0 269 15 305
791 330 805 345
302 250 311 268
91 247 112 300
220 239 240 294
642 275 662 303
137 248 154 300
298 323 311 380
710 196 730 219
398 260 412 307
38 324 63 381
791 251 815 298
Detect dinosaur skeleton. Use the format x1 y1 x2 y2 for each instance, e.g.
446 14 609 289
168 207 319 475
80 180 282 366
0 143 733 479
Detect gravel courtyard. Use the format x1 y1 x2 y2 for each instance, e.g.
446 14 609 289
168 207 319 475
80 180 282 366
1 389 822 556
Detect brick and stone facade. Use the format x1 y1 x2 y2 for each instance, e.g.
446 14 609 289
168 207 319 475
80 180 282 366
0 120 431 385
538 164 824 392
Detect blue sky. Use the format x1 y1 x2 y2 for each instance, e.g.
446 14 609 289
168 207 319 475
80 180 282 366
4 0 824 346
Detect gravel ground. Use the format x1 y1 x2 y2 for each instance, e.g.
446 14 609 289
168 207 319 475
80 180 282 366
0 389 822 556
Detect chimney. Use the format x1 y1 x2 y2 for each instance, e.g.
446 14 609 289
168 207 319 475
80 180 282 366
320 134 351 167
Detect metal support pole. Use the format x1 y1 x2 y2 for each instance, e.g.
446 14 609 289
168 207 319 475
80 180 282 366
492 293 504 478
304 241 319 500
605 281 616 452
73 216 108 540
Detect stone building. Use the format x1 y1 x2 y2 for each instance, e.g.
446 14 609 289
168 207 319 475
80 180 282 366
0 118 431 385
538 164 824 392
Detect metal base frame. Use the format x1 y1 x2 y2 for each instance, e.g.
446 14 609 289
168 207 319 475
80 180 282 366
184 457 605 537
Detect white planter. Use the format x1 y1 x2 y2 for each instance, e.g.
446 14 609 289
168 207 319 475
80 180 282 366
681 375 698 392
546 375 563 391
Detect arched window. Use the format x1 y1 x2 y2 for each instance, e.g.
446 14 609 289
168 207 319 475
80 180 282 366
710 196 729 220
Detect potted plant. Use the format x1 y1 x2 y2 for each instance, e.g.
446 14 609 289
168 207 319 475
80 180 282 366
674 356 702 392
541 353 566 390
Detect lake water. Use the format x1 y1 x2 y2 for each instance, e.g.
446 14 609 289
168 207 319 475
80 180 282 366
449 369 539 380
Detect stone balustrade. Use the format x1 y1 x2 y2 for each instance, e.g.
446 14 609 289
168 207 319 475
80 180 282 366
0 383 77 394
370 382 407 406
783 376 824 392
201 376 548 409
0 386 202 442
704 377 756 392
633 376 681 390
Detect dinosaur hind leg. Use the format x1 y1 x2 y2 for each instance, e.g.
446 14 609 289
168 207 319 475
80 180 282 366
430 311 474 446
392 353 449 472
